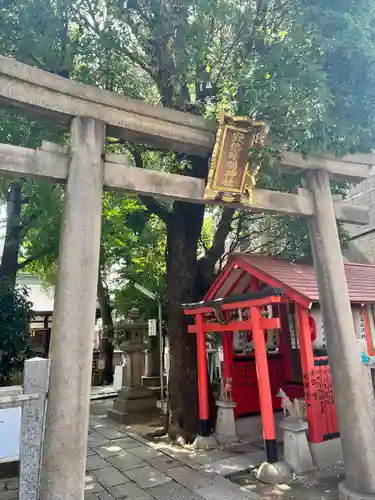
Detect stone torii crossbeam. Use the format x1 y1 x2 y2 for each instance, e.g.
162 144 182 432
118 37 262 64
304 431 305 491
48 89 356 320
1 55 375 500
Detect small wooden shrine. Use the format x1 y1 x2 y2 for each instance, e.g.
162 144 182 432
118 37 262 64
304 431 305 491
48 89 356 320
184 254 375 464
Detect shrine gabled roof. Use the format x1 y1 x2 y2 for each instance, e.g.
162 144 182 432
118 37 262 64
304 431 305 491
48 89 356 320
206 253 375 307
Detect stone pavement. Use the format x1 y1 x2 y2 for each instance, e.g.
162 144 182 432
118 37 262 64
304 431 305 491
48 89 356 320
2 414 265 500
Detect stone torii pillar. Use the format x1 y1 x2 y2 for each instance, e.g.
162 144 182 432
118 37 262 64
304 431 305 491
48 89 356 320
305 169 375 500
39 117 105 500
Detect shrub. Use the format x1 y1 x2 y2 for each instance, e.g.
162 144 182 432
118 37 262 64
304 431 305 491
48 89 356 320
0 281 33 386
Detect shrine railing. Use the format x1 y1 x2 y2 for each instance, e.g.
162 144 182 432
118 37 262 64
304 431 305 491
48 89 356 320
304 356 339 443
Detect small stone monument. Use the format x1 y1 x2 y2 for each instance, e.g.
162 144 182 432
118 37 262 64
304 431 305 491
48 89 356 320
277 388 314 474
215 377 239 445
108 308 158 423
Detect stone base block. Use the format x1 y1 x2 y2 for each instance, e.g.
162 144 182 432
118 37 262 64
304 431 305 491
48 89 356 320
309 438 343 470
339 482 375 500
142 375 166 388
256 461 292 485
215 399 239 445
113 396 157 413
280 419 314 473
107 407 160 424
118 385 156 400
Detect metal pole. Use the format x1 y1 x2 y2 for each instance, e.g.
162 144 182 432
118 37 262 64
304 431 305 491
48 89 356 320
158 299 165 414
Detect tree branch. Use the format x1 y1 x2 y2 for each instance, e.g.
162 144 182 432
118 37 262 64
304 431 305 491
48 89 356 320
198 208 235 285
16 248 54 271
131 149 171 223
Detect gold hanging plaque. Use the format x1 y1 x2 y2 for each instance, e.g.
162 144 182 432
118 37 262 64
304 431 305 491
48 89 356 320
204 113 269 203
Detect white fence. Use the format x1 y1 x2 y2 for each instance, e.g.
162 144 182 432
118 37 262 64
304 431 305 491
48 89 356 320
0 358 49 500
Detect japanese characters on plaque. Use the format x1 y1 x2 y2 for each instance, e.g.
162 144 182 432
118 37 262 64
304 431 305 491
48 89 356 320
204 113 268 204
303 366 335 407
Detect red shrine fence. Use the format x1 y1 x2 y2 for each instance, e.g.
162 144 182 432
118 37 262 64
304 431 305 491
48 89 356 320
305 357 339 443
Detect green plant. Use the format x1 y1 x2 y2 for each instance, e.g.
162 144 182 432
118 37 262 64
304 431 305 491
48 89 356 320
0 280 33 386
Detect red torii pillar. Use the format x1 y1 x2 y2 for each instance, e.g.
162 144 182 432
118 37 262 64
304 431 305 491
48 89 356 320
196 313 210 436
251 306 278 463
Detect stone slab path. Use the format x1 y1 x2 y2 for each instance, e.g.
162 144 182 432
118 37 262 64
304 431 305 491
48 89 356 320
2 414 265 499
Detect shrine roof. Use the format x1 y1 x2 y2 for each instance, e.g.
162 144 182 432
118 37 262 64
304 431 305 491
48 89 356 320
206 253 375 307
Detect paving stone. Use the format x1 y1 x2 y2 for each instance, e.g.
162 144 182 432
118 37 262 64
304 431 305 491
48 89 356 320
106 452 148 472
95 492 117 500
86 454 111 471
128 445 165 461
93 437 139 459
125 464 172 489
195 482 260 500
147 480 204 500
147 455 183 473
88 431 111 447
0 490 18 500
85 475 106 494
5 479 18 490
92 467 130 488
111 437 142 450
165 466 216 490
226 443 263 455
201 450 265 476
108 482 154 499
205 475 261 499
85 493 116 500
92 425 128 440
87 447 97 456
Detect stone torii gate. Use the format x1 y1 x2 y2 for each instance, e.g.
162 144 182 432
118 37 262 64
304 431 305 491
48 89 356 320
1 55 375 500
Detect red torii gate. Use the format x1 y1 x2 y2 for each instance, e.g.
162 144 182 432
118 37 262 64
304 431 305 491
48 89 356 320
184 287 284 463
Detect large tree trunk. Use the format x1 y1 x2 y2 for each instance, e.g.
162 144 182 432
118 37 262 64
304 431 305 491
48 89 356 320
166 196 206 439
97 268 115 385
0 181 22 288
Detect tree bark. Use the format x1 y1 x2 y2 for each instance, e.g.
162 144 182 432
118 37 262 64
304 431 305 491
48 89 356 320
166 198 205 439
0 181 22 289
97 268 115 385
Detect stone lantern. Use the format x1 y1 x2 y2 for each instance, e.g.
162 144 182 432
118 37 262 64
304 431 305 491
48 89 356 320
108 308 158 423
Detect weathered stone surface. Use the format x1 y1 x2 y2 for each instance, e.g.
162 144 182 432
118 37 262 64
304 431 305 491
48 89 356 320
125 464 172 489
106 451 147 472
146 455 183 473
108 482 154 499
19 357 49 500
339 482 375 500
306 169 375 494
86 455 110 471
202 450 265 476
94 437 141 458
147 480 203 500
129 445 165 461
195 482 261 500
39 117 105 500
91 467 130 488
165 466 216 490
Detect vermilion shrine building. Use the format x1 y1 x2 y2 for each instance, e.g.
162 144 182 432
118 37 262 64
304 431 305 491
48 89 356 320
184 254 375 465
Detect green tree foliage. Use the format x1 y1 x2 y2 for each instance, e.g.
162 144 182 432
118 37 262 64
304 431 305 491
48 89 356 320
2 0 375 434
0 281 33 386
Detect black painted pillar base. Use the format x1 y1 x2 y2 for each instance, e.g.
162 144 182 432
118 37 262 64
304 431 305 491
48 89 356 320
199 419 210 437
265 439 278 463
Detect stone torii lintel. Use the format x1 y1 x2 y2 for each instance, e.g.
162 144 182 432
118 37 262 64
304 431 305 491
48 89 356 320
0 141 369 225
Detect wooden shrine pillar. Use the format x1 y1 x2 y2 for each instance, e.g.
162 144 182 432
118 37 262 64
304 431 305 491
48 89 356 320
251 306 278 463
196 313 210 436
40 117 105 500
305 169 375 498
